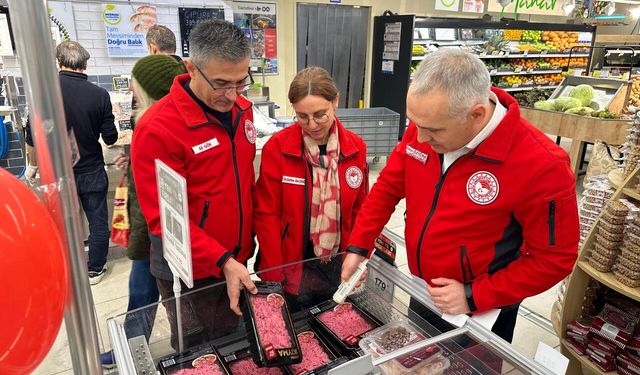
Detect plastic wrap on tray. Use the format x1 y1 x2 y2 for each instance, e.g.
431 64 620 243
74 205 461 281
359 319 450 375
309 299 380 352
289 330 349 375
589 304 640 348
159 343 229 375
223 347 285 375
241 282 301 367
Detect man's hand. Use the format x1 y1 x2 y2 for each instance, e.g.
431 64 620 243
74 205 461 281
112 152 129 170
427 278 470 315
340 252 366 283
223 258 257 316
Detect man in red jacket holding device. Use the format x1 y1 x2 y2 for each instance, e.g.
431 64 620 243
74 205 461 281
342 49 579 342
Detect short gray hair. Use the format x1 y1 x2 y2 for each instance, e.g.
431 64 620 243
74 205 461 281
189 20 250 68
146 25 176 53
56 41 90 71
409 49 490 120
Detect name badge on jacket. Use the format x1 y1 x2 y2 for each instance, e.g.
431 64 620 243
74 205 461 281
192 138 219 154
282 176 305 186
406 145 428 164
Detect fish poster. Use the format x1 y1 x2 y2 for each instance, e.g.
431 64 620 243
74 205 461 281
232 1 278 75
102 3 157 57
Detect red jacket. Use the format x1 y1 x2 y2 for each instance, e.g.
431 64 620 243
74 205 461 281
348 88 579 312
254 120 368 293
131 74 256 281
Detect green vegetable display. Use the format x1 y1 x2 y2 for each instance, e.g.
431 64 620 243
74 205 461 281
569 84 595 106
534 100 555 110
565 107 594 116
553 96 582 112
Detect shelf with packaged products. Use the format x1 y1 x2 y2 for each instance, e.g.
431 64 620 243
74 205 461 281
561 340 616 375
578 260 640 303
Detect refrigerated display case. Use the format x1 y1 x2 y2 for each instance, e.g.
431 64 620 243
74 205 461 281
107 230 557 375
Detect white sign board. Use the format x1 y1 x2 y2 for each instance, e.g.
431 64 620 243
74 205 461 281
103 4 157 57
435 0 461 12
156 159 193 288
49 1 78 41
0 14 13 56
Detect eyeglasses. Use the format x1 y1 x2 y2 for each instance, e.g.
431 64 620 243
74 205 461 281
294 113 331 125
194 64 254 96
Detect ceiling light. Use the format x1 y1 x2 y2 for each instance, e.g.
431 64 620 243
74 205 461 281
605 2 616 15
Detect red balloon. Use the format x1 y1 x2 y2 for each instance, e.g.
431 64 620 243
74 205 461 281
0 168 68 374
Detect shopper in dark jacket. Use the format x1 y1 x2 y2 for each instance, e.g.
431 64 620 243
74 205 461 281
25 41 117 285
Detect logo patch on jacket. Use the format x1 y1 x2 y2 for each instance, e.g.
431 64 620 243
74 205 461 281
282 176 305 186
345 166 363 189
244 120 256 144
467 171 499 205
191 137 219 154
406 145 428 164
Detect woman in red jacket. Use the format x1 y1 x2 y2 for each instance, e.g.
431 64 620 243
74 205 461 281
254 67 368 310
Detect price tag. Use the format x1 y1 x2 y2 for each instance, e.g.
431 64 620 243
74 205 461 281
514 67 522 73
490 69 498 74
512 84 520 88
541 50 548 55
523 50 528 56
366 267 395 303
534 342 569 375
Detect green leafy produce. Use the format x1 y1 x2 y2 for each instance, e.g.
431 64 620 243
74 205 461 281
565 107 594 116
588 101 600 111
534 100 556 110
591 111 618 119
569 84 595 106
554 96 582 111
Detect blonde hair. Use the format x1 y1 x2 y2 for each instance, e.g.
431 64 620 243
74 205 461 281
132 78 155 122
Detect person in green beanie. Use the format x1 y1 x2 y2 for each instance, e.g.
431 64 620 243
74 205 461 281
102 55 185 369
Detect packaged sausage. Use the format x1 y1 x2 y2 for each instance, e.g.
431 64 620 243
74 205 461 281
586 347 616 372
241 282 302 367
567 316 593 336
359 320 450 375
158 343 230 375
565 338 587 355
590 304 640 348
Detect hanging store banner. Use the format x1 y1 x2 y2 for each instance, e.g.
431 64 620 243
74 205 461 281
463 0 486 13
435 0 461 12
232 1 278 75
48 2 77 41
102 3 157 57
487 0 566 17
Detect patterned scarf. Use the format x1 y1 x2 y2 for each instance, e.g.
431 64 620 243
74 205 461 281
303 123 341 259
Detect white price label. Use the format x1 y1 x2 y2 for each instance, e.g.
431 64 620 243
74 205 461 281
534 342 569 375
366 267 394 303
490 69 497 74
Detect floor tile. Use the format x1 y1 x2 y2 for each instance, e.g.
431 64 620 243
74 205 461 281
511 315 560 359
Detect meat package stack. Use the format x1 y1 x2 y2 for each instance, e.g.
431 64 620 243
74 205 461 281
566 302 640 374
588 200 639 274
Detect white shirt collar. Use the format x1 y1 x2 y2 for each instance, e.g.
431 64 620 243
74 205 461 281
442 92 507 172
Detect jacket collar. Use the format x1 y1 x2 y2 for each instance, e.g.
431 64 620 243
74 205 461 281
468 87 519 163
59 70 88 80
170 73 253 128
282 117 359 160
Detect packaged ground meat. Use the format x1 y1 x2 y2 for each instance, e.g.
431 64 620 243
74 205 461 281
359 320 450 375
159 343 230 375
309 299 380 353
289 331 348 375
590 304 640 348
222 348 285 375
241 282 302 367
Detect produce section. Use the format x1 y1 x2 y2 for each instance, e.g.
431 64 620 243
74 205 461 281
408 20 595 102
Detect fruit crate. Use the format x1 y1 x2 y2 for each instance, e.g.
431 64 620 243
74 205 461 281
335 108 400 159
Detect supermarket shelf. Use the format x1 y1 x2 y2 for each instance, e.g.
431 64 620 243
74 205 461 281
502 84 560 92
479 53 590 59
608 168 625 189
561 340 616 375
578 260 640 302
623 187 640 201
490 69 562 76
